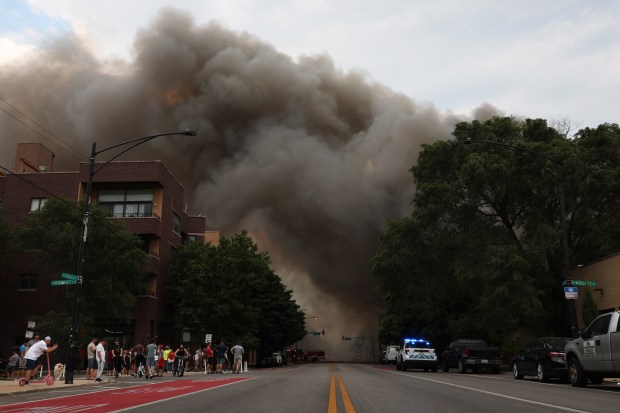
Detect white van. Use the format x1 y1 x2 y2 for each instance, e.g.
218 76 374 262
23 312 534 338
382 345 400 365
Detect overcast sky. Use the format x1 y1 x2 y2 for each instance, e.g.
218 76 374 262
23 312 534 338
2 0 619 129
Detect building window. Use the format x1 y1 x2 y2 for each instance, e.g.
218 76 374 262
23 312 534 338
172 213 181 234
170 246 178 267
30 198 47 212
146 273 157 297
98 189 153 217
19 273 38 290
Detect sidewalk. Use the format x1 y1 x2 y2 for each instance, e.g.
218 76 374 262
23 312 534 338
0 373 97 396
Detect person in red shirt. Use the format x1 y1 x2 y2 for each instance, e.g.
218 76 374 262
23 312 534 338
156 345 165 376
205 343 214 374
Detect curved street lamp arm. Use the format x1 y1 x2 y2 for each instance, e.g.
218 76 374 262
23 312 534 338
92 130 197 176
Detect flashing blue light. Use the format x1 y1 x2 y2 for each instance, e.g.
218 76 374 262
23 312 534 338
403 338 431 345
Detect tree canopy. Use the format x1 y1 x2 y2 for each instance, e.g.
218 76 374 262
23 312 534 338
373 117 620 349
14 197 147 345
167 231 306 353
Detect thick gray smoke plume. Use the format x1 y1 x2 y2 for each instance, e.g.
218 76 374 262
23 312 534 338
0 8 500 356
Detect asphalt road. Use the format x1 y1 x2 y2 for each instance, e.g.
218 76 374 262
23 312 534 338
1 363 619 412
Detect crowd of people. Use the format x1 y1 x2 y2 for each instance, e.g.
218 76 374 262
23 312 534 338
84 338 245 380
4 335 245 382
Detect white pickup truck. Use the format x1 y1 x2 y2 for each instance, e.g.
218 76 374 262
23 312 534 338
564 310 620 387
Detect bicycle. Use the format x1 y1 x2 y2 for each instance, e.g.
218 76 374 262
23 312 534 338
175 356 186 377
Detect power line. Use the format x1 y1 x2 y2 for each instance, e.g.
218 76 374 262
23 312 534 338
0 163 77 209
0 97 87 161
0 164 159 258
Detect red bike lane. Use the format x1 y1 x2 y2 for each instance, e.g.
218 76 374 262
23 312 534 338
0 377 248 413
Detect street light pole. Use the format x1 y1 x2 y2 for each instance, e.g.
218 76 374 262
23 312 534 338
364 302 383 363
461 139 578 336
64 130 197 384
356 309 378 363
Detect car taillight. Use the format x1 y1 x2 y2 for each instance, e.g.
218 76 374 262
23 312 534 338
462 348 469 357
548 351 564 363
405 349 410 355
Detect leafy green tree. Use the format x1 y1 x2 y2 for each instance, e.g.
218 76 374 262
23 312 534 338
580 288 598 327
373 117 620 346
14 198 147 335
167 231 306 352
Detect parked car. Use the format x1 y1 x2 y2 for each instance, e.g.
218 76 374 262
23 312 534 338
512 337 571 382
565 311 620 387
396 338 438 372
442 339 502 373
381 345 400 365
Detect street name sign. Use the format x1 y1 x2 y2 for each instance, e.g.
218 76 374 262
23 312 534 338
61 272 79 280
51 279 77 286
562 279 597 287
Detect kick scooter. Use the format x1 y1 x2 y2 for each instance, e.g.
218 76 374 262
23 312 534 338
19 353 54 386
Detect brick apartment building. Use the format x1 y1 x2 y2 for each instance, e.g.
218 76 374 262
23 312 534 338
0 143 217 352
571 253 620 325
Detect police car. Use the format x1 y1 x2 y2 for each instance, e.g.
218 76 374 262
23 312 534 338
396 338 438 372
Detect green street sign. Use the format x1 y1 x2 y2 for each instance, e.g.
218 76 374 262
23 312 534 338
563 279 597 287
61 272 79 280
51 279 77 286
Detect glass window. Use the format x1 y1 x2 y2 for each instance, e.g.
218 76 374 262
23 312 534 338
170 246 178 266
98 189 153 218
586 314 612 337
19 273 38 290
30 198 47 212
173 213 181 234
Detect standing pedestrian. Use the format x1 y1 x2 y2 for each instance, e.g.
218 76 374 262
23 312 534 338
132 340 145 376
167 346 176 374
122 349 130 376
163 346 171 374
146 338 157 379
193 348 201 372
23 336 58 385
27 333 40 348
87 337 98 380
95 339 106 382
156 344 165 376
7 350 19 380
230 342 244 374
204 342 213 374
215 340 228 374
17 340 28 379
113 340 123 378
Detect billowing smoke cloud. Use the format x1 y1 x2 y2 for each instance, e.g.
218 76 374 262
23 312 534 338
0 8 500 357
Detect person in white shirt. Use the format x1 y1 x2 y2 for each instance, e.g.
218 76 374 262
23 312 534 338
95 339 107 382
23 336 58 384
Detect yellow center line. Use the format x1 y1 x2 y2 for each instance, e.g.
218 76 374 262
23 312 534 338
337 374 356 413
328 374 337 413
